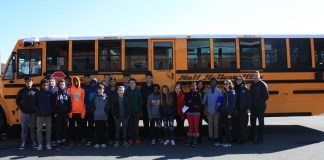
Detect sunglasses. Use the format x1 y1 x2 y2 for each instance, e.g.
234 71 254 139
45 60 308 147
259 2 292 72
224 83 229 85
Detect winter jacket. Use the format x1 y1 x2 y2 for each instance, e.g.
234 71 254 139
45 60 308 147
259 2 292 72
147 93 161 119
105 86 118 108
112 96 130 119
141 83 154 111
234 84 252 112
92 93 110 121
16 86 38 114
250 80 269 112
125 87 143 116
84 78 98 113
34 86 53 117
161 93 175 117
175 91 185 117
54 87 71 114
219 90 236 115
202 87 222 115
185 91 201 113
67 76 86 118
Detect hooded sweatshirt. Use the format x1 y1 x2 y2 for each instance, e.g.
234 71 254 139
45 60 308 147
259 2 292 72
84 78 98 113
34 81 53 116
16 86 38 114
54 87 71 114
147 92 161 119
68 76 86 118
92 93 109 121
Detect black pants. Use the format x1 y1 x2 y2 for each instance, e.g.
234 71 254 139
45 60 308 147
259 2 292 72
84 113 94 142
218 112 231 144
232 111 248 142
55 114 68 141
149 118 161 140
175 115 185 138
95 120 106 144
128 115 140 140
69 113 84 142
142 107 150 139
107 111 115 141
250 107 265 142
115 118 128 141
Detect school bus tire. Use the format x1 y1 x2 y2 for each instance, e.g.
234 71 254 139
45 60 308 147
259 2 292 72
0 107 8 133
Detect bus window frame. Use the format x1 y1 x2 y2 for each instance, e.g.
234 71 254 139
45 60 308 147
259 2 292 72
17 49 42 79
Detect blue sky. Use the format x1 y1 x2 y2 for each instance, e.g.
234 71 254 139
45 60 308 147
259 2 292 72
1 0 323 63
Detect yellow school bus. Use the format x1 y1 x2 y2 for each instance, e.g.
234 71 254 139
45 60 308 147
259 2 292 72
1 34 324 131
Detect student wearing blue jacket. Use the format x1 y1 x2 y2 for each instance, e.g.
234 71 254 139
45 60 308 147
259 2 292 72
215 79 236 148
34 79 53 151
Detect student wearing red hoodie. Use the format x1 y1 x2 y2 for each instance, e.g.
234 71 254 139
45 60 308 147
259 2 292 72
67 76 86 145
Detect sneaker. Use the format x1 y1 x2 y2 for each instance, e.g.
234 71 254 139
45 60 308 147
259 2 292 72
122 141 130 147
170 140 175 146
151 139 156 145
101 144 106 148
222 143 232 147
128 139 133 144
163 140 170 145
135 139 141 144
56 143 62 150
86 141 92 146
32 142 38 149
94 144 100 148
46 143 52 150
113 142 120 148
37 144 43 151
214 142 223 147
19 143 26 150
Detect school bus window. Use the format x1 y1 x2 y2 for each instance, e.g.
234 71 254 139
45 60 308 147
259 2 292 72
72 41 95 72
18 49 42 78
314 38 324 68
264 39 287 69
290 38 311 68
125 40 148 70
187 39 210 70
3 56 14 80
239 39 261 69
154 42 173 70
46 41 68 72
98 40 121 71
213 39 236 69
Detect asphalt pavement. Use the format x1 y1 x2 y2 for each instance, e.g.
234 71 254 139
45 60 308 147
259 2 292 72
0 115 323 160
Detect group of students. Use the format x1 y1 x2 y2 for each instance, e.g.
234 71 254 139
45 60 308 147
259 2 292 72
15 71 269 151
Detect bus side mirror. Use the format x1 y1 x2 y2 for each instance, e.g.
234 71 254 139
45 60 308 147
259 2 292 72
12 52 17 73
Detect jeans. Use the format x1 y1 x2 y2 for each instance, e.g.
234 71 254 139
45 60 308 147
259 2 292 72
149 118 162 140
128 115 140 140
186 113 200 135
115 118 128 141
163 115 175 140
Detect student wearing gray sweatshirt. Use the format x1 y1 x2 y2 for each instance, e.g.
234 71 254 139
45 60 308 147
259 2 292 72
92 84 110 148
147 84 162 144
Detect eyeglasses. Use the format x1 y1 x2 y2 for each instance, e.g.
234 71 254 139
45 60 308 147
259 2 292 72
236 79 242 81
224 83 229 85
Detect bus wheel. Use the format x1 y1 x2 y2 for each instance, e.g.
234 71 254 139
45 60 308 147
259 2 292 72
0 108 8 133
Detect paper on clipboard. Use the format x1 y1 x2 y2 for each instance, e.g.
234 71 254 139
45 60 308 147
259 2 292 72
182 105 189 113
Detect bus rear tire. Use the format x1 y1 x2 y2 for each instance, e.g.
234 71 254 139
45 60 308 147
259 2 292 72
0 107 8 134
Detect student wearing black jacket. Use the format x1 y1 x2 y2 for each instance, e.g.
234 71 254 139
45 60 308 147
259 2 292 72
233 75 251 144
34 79 53 150
16 77 39 150
249 71 269 144
53 79 71 150
140 72 154 140
112 86 130 148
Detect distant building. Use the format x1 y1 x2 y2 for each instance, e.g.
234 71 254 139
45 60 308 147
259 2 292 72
1 63 4 73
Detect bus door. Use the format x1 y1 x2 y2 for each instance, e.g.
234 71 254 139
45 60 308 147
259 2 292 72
151 40 176 89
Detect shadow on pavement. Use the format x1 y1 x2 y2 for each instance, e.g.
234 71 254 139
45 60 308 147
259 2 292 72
0 125 323 159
